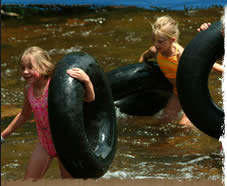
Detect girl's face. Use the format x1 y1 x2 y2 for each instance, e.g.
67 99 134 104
152 34 174 53
21 55 41 84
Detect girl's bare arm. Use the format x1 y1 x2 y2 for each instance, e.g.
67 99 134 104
197 23 211 32
139 46 157 62
1 86 33 139
67 68 95 102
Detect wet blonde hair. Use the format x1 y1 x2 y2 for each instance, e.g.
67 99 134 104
152 15 180 42
20 46 55 78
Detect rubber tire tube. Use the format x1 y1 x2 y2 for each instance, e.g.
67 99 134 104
115 89 171 116
48 52 117 178
176 21 224 139
107 61 173 101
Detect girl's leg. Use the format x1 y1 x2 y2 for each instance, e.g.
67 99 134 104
57 158 73 178
178 112 191 125
160 94 182 123
24 142 53 180
162 94 191 125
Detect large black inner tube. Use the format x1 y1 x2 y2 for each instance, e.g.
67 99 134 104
107 61 173 116
107 61 173 101
177 21 224 139
48 52 117 178
114 89 171 116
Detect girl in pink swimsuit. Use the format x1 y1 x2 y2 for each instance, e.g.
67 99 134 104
1 46 95 180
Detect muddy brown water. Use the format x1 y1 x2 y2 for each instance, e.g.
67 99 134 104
1 6 224 180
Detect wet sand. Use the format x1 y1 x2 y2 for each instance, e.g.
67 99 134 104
1 178 223 186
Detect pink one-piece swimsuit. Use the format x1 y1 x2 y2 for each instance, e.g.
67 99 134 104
28 79 57 157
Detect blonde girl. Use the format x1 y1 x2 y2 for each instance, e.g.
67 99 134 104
139 15 223 124
1 46 95 180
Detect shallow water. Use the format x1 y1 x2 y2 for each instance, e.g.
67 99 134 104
1 6 224 181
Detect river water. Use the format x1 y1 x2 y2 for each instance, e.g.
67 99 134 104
1 5 224 181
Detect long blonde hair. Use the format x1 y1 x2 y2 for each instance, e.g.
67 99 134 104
20 46 55 78
152 15 180 42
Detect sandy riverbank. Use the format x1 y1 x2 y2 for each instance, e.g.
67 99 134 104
1 178 224 186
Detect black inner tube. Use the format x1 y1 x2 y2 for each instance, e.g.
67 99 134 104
107 61 172 101
48 52 117 178
114 89 171 116
176 21 224 139
106 61 173 116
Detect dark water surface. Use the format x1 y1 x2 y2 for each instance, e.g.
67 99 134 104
1 6 224 181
